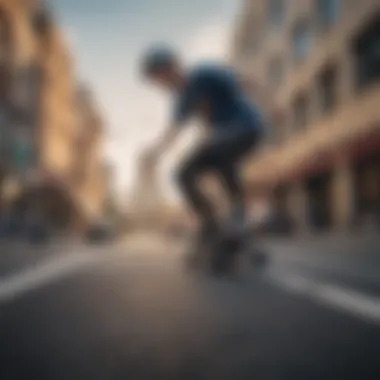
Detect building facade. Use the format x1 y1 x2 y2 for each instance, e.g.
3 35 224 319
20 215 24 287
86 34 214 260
232 0 380 233
73 85 108 229
128 156 167 229
0 0 108 234
0 0 49 223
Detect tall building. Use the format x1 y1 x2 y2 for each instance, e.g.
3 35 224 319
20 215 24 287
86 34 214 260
73 85 108 228
0 0 109 233
128 156 167 228
232 0 380 233
0 0 49 214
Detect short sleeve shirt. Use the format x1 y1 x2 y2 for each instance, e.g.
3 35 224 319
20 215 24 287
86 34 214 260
173 63 264 133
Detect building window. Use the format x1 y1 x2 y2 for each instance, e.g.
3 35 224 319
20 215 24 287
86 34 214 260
268 57 284 88
0 8 12 62
31 6 53 51
13 66 42 108
248 33 260 55
0 64 11 101
292 92 309 131
271 119 287 146
235 18 262 60
268 0 285 27
316 0 340 30
317 64 337 114
265 125 278 146
249 35 259 55
353 11 380 90
248 18 263 55
9 125 36 175
292 20 312 62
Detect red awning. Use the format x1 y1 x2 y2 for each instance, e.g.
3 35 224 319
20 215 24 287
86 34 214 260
345 129 380 162
282 127 380 183
276 147 336 184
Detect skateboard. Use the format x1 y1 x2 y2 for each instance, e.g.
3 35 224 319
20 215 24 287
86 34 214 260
185 221 268 276
209 231 248 275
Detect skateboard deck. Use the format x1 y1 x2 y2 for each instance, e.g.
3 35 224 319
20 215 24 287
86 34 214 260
185 220 268 276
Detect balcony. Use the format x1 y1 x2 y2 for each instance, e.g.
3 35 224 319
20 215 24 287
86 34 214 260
31 6 54 51
246 82 380 186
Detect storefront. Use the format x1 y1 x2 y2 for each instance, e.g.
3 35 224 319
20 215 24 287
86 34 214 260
0 59 13 215
349 130 380 226
276 147 336 232
266 183 295 234
304 171 333 230
31 179 80 232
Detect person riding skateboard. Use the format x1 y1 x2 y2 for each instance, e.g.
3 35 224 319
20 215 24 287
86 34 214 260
140 45 283 246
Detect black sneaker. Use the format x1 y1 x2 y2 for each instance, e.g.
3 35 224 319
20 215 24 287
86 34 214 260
230 203 247 228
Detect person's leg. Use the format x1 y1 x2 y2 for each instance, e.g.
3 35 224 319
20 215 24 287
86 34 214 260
217 164 246 223
212 130 260 225
176 145 217 229
176 129 260 237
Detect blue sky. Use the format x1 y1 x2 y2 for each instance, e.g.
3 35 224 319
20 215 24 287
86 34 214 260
49 0 240 203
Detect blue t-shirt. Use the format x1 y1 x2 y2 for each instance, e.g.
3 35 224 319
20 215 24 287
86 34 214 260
173 63 264 133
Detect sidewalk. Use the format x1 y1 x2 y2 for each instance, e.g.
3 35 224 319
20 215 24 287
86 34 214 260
261 230 380 258
261 230 380 283
262 230 380 299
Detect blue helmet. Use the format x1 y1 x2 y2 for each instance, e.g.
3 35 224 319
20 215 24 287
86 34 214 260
140 44 178 77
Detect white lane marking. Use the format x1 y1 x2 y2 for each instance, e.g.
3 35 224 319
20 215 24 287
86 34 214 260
0 253 94 304
273 273 380 325
314 285 380 324
269 254 380 284
276 274 314 294
0 243 180 305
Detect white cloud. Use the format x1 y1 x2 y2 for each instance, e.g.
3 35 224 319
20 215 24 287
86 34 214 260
184 21 231 63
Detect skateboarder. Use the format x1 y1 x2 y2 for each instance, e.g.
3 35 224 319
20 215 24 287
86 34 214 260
140 44 283 247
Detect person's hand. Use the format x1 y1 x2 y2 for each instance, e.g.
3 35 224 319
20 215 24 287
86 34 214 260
139 125 179 169
140 144 160 168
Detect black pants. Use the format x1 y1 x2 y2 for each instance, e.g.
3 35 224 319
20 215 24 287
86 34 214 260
176 129 261 225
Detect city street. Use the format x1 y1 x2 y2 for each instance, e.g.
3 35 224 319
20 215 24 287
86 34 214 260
1 0 380 379
0 234 379 380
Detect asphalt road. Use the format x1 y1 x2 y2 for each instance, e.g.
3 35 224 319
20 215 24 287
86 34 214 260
0 234 380 380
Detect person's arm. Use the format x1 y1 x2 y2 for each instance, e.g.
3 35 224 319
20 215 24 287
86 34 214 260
143 95 190 164
150 123 181 159
145 69 204 163
150 73 198 158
